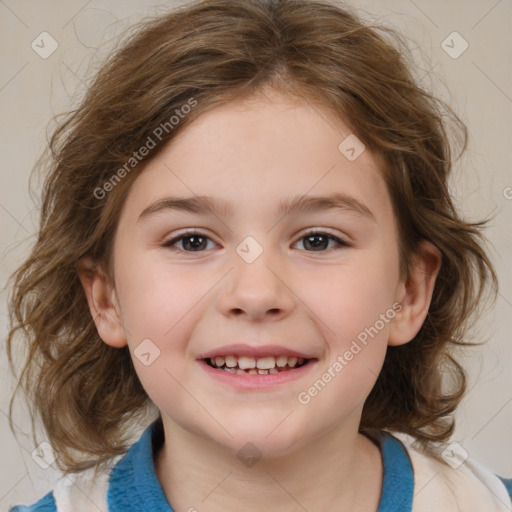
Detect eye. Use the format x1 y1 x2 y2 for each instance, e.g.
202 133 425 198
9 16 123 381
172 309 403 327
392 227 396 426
293 230 350 252
162 229 349 253
162 230 217 252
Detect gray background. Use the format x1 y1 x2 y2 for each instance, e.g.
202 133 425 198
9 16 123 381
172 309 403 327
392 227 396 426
1 0 511 507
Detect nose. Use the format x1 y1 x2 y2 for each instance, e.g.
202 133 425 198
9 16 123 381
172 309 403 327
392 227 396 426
217 245 296 322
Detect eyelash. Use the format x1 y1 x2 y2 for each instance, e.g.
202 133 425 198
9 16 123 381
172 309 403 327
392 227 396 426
161 229 350 253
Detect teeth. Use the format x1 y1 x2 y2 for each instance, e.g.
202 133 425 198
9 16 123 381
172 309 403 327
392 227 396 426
238 356 256 369
256 356 275 369
225 355 237 368
208 354 309 372
276 356 288 367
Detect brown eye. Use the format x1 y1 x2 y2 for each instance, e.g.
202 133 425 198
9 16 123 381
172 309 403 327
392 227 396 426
162 230 350 253
162 232 215 252
294 231 349 252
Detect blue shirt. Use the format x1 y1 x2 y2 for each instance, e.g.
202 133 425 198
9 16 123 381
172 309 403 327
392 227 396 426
9 420 512 511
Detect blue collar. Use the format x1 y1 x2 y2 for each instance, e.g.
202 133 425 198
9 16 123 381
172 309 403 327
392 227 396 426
107 420 414 512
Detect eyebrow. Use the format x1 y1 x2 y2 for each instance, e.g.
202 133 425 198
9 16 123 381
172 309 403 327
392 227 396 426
137 192 376 223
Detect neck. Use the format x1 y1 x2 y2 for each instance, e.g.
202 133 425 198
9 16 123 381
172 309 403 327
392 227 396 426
154 416 383 512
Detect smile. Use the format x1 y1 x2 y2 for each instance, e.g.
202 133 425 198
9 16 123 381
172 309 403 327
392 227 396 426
199 356 318 390
206 355 309 374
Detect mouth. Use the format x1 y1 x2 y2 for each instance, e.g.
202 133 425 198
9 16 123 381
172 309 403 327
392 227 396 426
199 355 318 390
197 346 319 389
204 354 314 374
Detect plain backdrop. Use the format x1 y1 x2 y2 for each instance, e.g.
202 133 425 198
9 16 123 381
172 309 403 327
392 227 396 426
1 0 511 507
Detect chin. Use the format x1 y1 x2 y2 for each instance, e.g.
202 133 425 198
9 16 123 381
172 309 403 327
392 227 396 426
215 422 309 460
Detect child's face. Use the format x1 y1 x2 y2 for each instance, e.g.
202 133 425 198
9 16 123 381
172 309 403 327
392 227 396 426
87 89 438 457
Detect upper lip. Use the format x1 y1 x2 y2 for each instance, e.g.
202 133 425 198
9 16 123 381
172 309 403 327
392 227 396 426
197 344 316 360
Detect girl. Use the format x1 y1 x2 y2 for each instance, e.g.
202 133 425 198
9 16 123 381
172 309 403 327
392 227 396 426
6 0 511 510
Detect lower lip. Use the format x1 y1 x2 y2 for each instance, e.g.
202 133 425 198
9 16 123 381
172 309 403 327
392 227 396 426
198 359 318 390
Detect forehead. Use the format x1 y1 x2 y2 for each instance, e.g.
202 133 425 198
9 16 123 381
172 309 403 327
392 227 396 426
118 91 393 228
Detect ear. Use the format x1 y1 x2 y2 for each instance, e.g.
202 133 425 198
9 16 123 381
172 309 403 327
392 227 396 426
388 240 442 347
76 256 127 348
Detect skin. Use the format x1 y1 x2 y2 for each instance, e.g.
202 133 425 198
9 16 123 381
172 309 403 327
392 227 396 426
78 88 441 512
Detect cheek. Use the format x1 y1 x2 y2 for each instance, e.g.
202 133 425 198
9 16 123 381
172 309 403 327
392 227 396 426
114 251 205 389
297 265 393 424
116 249 198 338
306 254 399 349
297 253 398 412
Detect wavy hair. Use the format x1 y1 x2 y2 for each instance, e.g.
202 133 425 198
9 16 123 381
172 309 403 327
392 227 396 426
5 0 497 473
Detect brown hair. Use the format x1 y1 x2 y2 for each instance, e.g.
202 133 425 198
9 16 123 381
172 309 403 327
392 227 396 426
5 0 497 473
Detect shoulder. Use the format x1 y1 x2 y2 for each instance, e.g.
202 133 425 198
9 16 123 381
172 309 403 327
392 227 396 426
8 491 56 512
391 432 512 512
7 421 159 512
7 464 115 512
498 477 512 501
